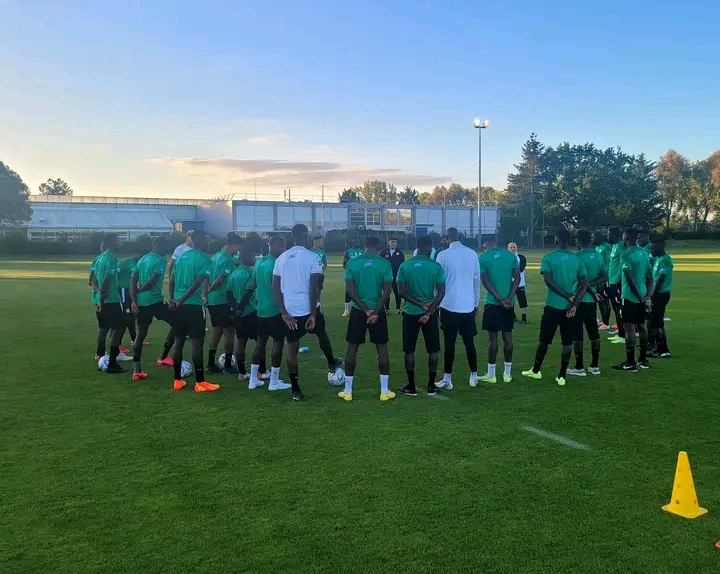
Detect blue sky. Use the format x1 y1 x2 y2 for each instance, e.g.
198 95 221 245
1 0 718 201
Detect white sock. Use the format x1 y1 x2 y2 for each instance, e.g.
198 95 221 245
504 362 512 376
250 364 259 381
444 373 452 383
487 364 496 377
271 367 280 384
380 374 389 393
344 375 354 394
471 371 478 380
344 303 350 313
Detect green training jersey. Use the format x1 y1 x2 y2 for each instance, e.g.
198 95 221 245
344 253 393 311
539 249 587 310
577 248 604 303
347 248 363 259
207 249 236 306
479 247 519 306
227 265 257 316
595 242 612 272
172 248 211 306
643 243 655 266
620 246 651 303
117 257 136 290
135 252 167 307
396 255 445 314
608 242 626 284
652 253 673 294
253 254 280 318
94 251 121 304
433 246 446 261
90 255 100 304
311 248 328 266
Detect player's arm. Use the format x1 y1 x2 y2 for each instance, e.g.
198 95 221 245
168 267 176 304
508 268 521 302
472 258 481 312
174 275 206 307
622 267 644 302
644 269 655 300
130 271 140 306
343 250 350 269
518 254 527 273
321 253 327 273
137 271 163 294
345 279 369 314
208 271 229 293
575 275 589 304
377 280 393 315
481 272 505 305
398 281 427 310
235 277 256 314
542 271 575 303
589 269 606 288
650 270 665 298
88 267 95 286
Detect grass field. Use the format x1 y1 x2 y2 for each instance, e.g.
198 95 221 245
2 244 720 573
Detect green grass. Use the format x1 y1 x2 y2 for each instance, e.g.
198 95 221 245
2 244 720 573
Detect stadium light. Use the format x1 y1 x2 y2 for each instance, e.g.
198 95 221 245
473 119 490 242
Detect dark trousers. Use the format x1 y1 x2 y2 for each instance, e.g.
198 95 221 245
385 279 401 311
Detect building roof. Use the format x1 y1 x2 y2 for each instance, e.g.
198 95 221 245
23 206 174 230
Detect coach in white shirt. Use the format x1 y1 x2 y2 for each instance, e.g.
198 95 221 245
272 223 342 401
434 227 481 388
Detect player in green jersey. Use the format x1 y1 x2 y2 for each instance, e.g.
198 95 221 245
478 239 520 384
397 235 446 396
93 233 127 373
117 251 147 354
130 237 174 380
636 228 656 348
522 229 588 386
311 236 328 273
567 230 606 377
649 237 673 358
433 234 449 261
247 236 292 392
592 230 613 330
226 245 260 380
606 226 626 343
342 238 364 316
90 243 108 360
168 231 219 392
613 227 654 372
341 235 394 401
206 233 242 373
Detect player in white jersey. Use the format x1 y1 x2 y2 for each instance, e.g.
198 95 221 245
272 223 342 401
508 242 528 323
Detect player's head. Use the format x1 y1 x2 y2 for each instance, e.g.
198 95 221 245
269 235 286 256
650 236 665 257
185 229 195 246
352 237 361 248
191 230 209 252
446 227 459 242
103 233 120 251
637 229 650 247
416 235 433 256
592 231 604 247
240 245 255 266
292 223 309 247
225 232 242 255
555 228 571 248
577 229 591 249
608 226 620 244
388 237 398 249
622 227 639 247
313 236 323 249
152 236 168 255
482 239 496 251
440 234 450 248
507 242 518 254
135 248 150 262
365 235 381 253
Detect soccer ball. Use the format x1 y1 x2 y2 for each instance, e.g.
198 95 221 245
328 368 346 387
181 361 193 378
218 353 237 368
98 355 110 372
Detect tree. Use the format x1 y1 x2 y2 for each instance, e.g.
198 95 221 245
504 134 546 246
338 188 361 203
38 177 74 196
355 180 397 204
655 150 691 229
397 185 420 204
0 161 32 226
683 155 720 230
471 186 503 206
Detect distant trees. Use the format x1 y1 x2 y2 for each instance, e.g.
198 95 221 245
38 178 73 196
0 161 32 226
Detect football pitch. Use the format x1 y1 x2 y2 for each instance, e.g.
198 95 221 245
2 245 720 573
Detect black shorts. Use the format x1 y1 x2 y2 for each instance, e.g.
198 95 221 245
402 312 441 353
286 309 328 344
516 287 528 309
346 306 389 345
607 283 622 306
96 302 125 330
174 304 207 340
596 283 609 299
257 313 288 340
650 292 671 329
482 304 514 333
235 311 258 340
539 306 573 346
439 309 477 339
572 301 600 341
120 288 132 314
209 304 234 328
622 299 646 325
136 301 173 328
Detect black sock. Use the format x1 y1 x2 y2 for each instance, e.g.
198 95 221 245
559 360 569 378
259 358 267 373
574 352 584 370
109 345 119 368
224 353 232 369
428 371 436 388
208 349 217 367
195 365 205 383
173 362 182 379
97 345 106 357
325 353 336 371
522 313 527 321
238 360 246 374
626 346 635 365
161 344 172 360
591 347 600 368
406 370 415 389
290 372 300 392
533 360 542 373
639 345 647 362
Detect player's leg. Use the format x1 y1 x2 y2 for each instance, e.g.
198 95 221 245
249 331 269 389
650 293 671 357
339 307 368 400
400 313 419 396
480 304 500 383
423 312 441 394
171 309 188 389
501 330 513 381
568 305 586 376
270 326 292 394
312 311 342 373
371 312 392 399
637 305 649 368
517 287 528 324
438 310 458 389
460 312 479 385
189 307 218 392
235 335 248 379
105 304 127 373
557 317 572 386
132 305 153 380
222 326 236 373
614 302 639 371
207 306 224 373
612 285 626 339
285 315 308 399
124 300 137 347
393 281 401 313
95 308 109 359
157 324 175 366
587 307 601 374
523 307 557 379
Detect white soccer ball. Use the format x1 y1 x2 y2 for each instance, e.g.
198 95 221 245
328 368 346 387
98 355 110 372
218 353 237 368
181 361 193 378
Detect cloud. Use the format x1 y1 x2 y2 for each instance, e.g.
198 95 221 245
151 156 450 189
243 135 289 145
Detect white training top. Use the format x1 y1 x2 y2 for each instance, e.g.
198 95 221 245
515 253 526 287
435 241 481 313
413 247 436 259
273 246 323 317
172 243 191 261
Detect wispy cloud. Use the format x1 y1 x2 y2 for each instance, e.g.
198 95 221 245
243 135 288 145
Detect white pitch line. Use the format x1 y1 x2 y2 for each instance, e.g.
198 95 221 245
520 426 590 450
